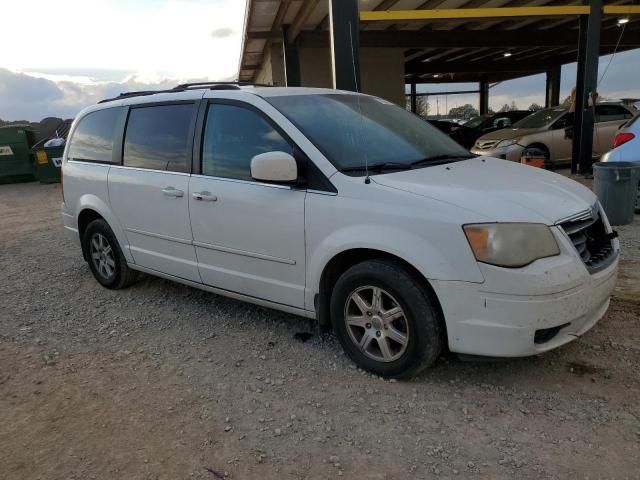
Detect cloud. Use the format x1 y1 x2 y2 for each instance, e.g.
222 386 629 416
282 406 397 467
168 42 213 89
211 27 234 39
0 68 218 122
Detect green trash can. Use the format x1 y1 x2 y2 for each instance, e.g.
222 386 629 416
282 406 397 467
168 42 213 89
33 146 64 183
0 125 36 184
593 162 638 226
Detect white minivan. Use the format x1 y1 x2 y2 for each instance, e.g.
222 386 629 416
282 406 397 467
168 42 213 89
61 84 619 378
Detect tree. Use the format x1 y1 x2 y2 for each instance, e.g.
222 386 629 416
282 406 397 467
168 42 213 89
405 97 430 117
416 97 430 117
448 104 478 120
510 100 518 111
499 103 511 112
528 103 543 111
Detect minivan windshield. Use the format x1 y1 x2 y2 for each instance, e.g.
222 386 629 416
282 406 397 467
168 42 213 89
513 108 565 129
266 94 472 173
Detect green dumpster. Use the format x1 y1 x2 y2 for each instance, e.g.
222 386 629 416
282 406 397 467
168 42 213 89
33 146 64 183
0 126 36 184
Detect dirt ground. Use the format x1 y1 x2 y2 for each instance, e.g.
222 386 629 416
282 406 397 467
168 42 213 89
1 179 639 480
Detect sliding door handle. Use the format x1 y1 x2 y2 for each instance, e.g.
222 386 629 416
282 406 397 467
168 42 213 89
162 187 184 197
192 191 218 202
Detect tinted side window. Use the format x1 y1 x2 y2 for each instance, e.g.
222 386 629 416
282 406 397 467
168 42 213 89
123 104 194 173
596 105 632 123
201 104 293 181
68 107 122 163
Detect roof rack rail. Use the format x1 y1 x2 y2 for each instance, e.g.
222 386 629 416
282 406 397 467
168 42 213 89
98 81 272 104
173 81 272 90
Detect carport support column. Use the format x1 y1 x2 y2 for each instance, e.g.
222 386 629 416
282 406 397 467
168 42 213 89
545 65 561 108
572 0 602 174
479 80 489 115
329 0 361 92
410 82 417 113
282 26 301 87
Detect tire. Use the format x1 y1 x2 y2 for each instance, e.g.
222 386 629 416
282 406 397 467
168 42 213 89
526 144 551 170
330 259 443 379
83 219 138 289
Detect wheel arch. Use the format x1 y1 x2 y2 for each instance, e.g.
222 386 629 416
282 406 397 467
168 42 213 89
74 195 133 263
77 208 104 261
315 248 447 343
524 142 551 167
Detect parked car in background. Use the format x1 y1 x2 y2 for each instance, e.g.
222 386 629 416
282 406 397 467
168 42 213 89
471 103 636 166
449 111 532 149
426 119 460 135
601 112 640 210
62 85 619 378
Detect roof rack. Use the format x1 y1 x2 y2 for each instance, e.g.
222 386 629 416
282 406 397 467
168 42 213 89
98 81 272 104
173 81 272 90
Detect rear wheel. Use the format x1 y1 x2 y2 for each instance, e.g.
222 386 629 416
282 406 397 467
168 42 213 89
83 219 138 289
330 259 443 378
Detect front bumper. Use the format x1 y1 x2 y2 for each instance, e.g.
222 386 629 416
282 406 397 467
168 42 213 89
432 226 619 357
471 144 524 162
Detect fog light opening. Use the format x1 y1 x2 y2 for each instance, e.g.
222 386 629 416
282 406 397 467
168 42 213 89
534 323 570 344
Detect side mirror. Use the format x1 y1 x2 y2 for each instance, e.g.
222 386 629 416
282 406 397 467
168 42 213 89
250 151 298 183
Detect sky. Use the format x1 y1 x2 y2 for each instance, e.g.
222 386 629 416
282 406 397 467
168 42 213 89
0 0 638 121
0 0 245 121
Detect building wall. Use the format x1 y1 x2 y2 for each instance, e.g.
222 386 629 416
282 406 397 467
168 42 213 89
299 48 333 88
360 48 405 107
257 45 405 107
255 43 286 86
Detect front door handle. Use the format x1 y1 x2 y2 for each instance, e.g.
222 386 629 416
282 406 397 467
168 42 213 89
162 187 184 197
192 191 218 202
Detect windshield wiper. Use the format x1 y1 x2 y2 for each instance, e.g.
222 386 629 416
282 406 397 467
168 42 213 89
341 162 412 173
410 154 475 168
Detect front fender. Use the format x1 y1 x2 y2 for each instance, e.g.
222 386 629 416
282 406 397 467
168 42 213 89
305 222 484 311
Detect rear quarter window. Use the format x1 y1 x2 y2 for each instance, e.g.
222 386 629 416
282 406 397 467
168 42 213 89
67 107 124 163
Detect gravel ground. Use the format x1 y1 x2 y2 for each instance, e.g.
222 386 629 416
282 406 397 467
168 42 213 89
1 180 639 480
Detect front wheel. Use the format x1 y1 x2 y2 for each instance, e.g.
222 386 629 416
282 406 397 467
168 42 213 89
330 259 443 378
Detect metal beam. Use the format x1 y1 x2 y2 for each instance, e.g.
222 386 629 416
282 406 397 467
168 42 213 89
406 89 481 97
360 6 591 22
287 0 321 43
572 0 602 174
407 58 555 74
545 65 561 108
603 5 640 15
410 82 417 113
479 80 489 115
282 25 301 87
329 0 361 92
290 26 640 49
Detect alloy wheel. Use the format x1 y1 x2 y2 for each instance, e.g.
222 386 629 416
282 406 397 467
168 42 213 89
344 286 409 363
90 233 116 280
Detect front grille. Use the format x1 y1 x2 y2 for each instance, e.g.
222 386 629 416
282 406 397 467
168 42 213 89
475 139 500 150
560 208 615 273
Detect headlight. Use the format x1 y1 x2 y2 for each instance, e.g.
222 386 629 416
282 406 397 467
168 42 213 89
496 138 520 148
463 223 560 268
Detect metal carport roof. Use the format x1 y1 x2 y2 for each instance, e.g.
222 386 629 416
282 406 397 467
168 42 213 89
238 0 640 84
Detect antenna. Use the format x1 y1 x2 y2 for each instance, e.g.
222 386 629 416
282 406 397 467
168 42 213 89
348 20 370 184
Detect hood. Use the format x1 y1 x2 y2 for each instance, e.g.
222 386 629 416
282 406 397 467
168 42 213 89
477 127 541 141
372 157 596 224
